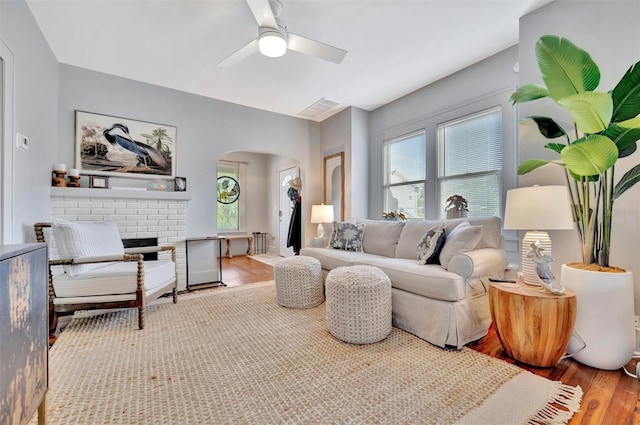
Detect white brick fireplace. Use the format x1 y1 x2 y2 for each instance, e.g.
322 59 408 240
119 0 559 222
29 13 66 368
49 187 191 291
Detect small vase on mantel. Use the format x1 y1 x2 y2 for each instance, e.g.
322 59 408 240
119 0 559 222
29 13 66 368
561 264 635 370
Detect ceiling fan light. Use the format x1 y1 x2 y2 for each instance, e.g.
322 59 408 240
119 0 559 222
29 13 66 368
258 30 287 58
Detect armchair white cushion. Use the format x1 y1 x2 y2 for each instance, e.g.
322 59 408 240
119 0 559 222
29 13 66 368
52 219 125 276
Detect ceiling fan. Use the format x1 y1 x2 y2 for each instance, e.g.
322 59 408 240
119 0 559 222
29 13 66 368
217 0 348 68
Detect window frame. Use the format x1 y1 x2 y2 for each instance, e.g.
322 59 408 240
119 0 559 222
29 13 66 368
216 162 245 233
382 129 427 219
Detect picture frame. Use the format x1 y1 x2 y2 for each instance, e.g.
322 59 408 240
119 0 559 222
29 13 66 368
75 110 177 179
174 177 187 192
89 175 109 189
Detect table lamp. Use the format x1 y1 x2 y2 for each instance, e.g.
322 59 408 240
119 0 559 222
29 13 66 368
310 204 334 238
503 185 574 286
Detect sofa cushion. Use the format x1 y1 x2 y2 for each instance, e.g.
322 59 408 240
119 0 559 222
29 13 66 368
350 257 473 302
299 247 385 271
52 219 125 277
330 222 365 251
395 220 444 259
416 222 447 265
356 219 404 257
439 222 483 269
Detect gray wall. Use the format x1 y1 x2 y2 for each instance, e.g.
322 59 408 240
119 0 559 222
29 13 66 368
318 106 370 221
319 108 350 219
56 65 319 245
368 45 520 224
0 0 59 243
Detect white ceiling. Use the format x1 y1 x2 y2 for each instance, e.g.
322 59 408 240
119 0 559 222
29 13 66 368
25 0 553 121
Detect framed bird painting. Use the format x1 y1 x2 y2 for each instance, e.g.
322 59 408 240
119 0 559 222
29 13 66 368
74 110 177 179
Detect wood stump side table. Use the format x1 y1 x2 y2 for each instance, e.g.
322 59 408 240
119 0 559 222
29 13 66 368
489 281 576 367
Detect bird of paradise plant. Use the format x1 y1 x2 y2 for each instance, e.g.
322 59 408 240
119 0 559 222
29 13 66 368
511 35 640 269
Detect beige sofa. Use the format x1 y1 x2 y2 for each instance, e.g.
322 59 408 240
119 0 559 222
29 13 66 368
300 217 508 349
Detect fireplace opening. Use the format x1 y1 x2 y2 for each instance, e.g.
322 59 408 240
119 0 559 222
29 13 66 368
122 237 158 261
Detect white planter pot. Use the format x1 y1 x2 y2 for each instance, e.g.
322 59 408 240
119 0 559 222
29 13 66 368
561 264 635 370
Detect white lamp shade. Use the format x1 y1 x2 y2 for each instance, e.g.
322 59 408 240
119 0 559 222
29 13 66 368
310 204 334 224
504 185 574 286
503 185 574 230
258 30 287 57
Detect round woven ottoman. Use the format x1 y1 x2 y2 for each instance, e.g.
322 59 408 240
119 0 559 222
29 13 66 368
274 256 324 308
325 265 392 344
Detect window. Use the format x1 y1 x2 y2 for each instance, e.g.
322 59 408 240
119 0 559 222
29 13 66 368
217 164 240 231
437 107 502 218
383 131 426 219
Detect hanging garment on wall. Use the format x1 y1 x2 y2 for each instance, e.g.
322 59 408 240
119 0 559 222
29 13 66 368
287 195 302 255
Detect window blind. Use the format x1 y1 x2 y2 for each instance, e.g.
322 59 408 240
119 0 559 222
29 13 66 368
437 107 502 218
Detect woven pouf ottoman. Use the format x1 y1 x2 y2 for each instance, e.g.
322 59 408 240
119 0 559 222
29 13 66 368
325 265 392 344
274 255 324 308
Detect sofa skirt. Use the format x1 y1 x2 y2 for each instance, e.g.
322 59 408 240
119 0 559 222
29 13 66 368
391 287 491 349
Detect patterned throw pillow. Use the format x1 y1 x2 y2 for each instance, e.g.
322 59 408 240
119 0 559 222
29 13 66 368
416 222 447 265
331 222 365 252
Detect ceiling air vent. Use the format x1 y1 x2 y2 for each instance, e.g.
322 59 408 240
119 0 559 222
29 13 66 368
298 98 341 121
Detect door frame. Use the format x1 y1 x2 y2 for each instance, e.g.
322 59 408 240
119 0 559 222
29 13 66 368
0 39 15 244
278 166 299 257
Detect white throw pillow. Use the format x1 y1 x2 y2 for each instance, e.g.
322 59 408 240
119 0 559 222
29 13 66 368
439 221 483 269
321 222 334 248
52 219 125 277
416 222 447 265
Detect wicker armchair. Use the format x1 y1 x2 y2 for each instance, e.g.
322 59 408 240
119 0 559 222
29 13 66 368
35 222 178 333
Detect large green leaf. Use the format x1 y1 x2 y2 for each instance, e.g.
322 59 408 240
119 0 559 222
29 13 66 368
611 61 640 122
536 35 600 101
523 116 568 138
618 144 637 158
558 92 613 134
544 142 566 154
561 134 618 176
510 84 550 104
602 123 640 154
517 159 554 175
613 164 640 200
617 116 640 129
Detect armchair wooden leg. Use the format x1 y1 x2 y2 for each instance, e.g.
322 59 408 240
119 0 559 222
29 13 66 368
138 306 145 330
173 286 178 304
49 301 58 336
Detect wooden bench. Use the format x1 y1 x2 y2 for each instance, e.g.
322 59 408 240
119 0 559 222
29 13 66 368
223 235 253 258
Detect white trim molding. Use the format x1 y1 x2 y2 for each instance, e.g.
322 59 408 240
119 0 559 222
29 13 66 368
0 40 15 244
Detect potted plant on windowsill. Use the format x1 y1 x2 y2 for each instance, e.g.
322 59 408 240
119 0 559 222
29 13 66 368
445 194 469 219
511 35 640 370
382 211 406 221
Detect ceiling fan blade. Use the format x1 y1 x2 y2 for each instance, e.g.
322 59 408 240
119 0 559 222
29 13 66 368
287 33 347 64
217 39 259 68
246 0 277 28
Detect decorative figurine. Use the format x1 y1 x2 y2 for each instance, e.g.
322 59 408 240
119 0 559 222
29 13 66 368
526 242 565 295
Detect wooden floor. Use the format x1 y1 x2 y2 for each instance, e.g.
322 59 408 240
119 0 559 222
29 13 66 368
217 255 640 425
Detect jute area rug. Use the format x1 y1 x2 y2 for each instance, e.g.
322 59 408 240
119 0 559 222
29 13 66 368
35 281 582 424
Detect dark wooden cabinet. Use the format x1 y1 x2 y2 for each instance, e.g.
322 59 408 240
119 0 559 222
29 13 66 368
0 244 48 425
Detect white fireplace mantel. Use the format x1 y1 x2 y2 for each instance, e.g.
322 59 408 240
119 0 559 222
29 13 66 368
50 187 191 201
